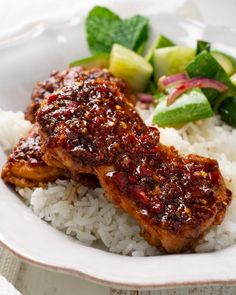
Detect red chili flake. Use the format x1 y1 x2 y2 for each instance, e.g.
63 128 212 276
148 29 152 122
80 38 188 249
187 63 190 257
63 108 75 118
140 134 150 143
209 171 219 185
122 134 138 147
47 93 58 104
128 174 136 184
150 202 164 214
148 145 161 154
112 171 127 190
132 185 150 205
67 101 78 109
140 164 153 177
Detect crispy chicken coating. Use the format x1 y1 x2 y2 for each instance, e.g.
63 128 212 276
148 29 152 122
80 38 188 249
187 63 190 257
25 67 135 123
25 67 83 123
36 68 231 252
1 124 64 188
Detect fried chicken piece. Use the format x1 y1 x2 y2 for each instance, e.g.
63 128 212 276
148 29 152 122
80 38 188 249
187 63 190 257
25 67 135 123
4 68 130 188
36 68 231 253
25 67 83 123
1 124 64 188
1 125 99 188
97 154 231 252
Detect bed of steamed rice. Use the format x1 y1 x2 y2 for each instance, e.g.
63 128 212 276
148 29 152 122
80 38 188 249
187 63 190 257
0 108 236 256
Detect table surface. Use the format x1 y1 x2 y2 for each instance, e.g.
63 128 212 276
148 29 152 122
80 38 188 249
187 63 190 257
14 262 236 295
1 0 236 294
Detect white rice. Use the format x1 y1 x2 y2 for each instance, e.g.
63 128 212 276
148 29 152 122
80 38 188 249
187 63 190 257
0 109 31 152
1 108 236 255
16 181 157 256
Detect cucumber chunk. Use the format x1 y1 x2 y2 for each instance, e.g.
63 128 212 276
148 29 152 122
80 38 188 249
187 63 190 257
109 44 153 92
219 96 236 128
196 40 211 55
186 51 235 106
211 51 234 75
230 73 236 86
153 46 195 79
152 88 213 127
145 35 175 62
70 54 110 69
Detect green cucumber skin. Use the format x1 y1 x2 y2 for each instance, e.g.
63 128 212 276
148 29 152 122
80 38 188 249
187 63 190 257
69 54 110 68
186 51 235 106
196 40 211 55
212 50 236 71
211 51 234 76
230 73 236 86
136 42 146 55
219 96 236 128
152 89 213 127
156 35 175 49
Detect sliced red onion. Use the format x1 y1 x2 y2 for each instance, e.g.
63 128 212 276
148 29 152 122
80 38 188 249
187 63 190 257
167 78 228 106
137 93 154 103
158 73 188 90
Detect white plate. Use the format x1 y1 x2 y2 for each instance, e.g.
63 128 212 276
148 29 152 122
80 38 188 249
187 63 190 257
0 275 22 295
1 0 236 289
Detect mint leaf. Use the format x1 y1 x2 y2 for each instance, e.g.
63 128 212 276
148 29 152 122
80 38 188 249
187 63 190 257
86 6 149 54
114 15 149 52
86 7 121 54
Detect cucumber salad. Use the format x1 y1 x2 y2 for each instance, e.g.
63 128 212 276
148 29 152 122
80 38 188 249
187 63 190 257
71 6 236 128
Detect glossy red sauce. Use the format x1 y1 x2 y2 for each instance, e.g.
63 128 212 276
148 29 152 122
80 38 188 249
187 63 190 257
36 69 231 233
26 67 131 122
111 149 230 232
9 128 45 166
37 69 153 165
